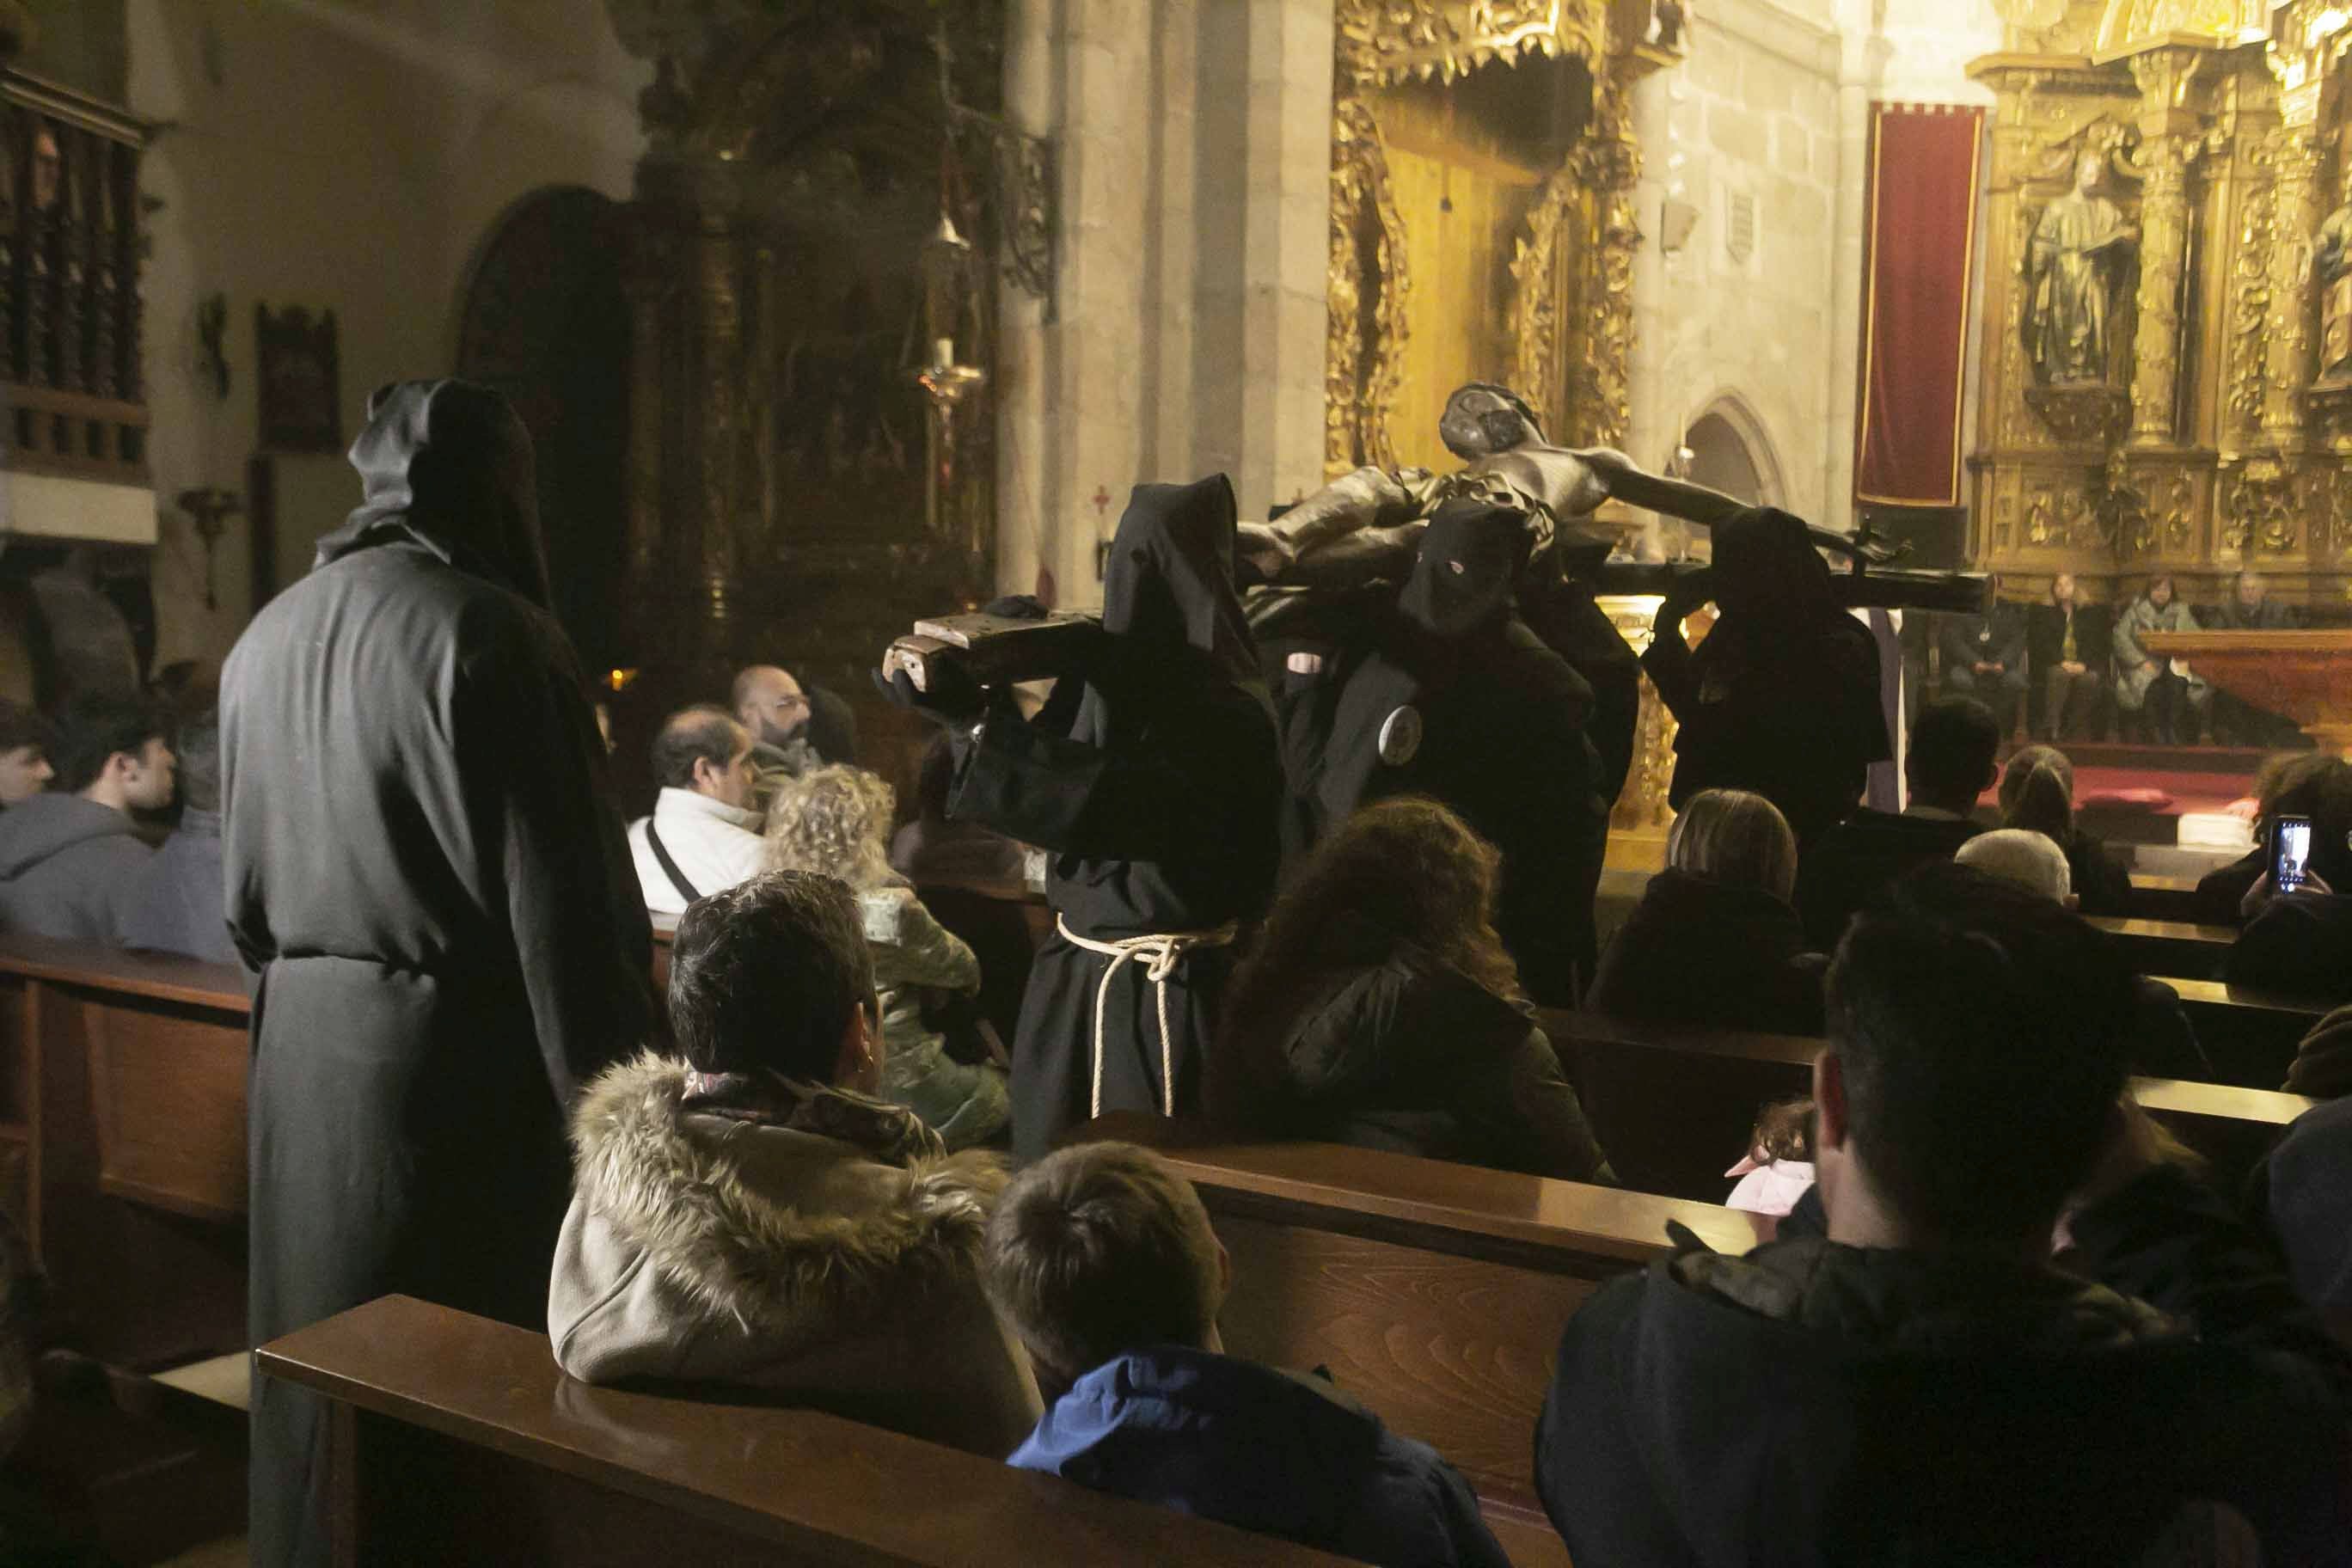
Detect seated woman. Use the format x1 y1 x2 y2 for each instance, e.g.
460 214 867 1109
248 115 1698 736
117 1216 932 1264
2112 573 2208 744
766 765 1010 1149
1589 788 1825 1036
550 872 1040 1455
1206 798 1612 1184
1998 745 2134 917
2195 752 2350 926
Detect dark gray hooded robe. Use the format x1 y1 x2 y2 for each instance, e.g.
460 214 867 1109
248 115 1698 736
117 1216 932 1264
950 475 1283 1157
221 379 653 1568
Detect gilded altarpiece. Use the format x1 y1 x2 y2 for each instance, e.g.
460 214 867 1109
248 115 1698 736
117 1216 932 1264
1325 1 1679 478
1969 0 2352 610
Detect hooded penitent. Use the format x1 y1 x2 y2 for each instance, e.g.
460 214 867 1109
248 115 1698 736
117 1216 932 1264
949 475 1283 1157
1642 505 1889 852
222 377 652 1568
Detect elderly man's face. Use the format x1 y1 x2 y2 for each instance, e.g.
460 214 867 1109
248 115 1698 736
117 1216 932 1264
2238 576 2266 609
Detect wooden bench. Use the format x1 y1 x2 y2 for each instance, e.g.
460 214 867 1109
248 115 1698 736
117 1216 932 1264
2125 870 2203 922
2086 915 2236 980
258 1294 1361 1567
0 934 249 1367
2164 976 2330 1089
1078 1124 1762 1566
1537 1009 2318 1204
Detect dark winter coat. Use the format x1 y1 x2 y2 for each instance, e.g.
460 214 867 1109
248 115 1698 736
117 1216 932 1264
1588 868 1825 1038
1536 1164 2352 1565
1009 1346 1511 1568
951 476 1283 1159
2062 828 2135 918
222 380 653 1568
0 792 150 942
1212 912 1614 1183
2223 895 2352 1004
2285 1003 2352 1099
1795 808 1981 950
2261 1095 2352 1341
119 809 236 965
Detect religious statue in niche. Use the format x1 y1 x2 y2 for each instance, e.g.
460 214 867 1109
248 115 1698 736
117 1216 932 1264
2024 152 2138 388
2314 163 2352 383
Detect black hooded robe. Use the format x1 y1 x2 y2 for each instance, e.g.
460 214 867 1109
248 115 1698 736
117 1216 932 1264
1254 500 1611 1006
1643 506 1890 854
950 476 1283 1158
221 381 653 1568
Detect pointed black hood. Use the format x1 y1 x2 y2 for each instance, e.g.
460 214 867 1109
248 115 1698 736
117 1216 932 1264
315 379 552 609
1099 474 1255 683
1397 497 1532 638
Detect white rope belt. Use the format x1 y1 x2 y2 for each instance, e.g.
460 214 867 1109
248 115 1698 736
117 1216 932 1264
1056 915 1238 1120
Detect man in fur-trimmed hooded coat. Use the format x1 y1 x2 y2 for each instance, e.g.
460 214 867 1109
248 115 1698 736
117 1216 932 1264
549 1051 1040 1456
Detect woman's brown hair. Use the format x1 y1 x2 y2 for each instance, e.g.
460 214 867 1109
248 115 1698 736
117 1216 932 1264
2000 745 2076 844
1209 797 1520 1130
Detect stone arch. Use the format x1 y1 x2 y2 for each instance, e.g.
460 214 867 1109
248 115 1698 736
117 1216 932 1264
1677 388 1787 510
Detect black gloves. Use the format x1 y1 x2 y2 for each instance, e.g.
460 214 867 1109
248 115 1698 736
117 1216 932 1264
873 665 987 728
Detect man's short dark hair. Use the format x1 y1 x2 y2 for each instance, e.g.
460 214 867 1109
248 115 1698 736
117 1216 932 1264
1828 862 2135 1241
53 695 165 794
175 711 221 814
1907 695 2001 802
982 1142 1223 1383
0 700 54 758
650 704 743 792
665 870 875 1077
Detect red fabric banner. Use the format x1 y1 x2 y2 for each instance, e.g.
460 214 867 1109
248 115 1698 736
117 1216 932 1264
1855 104 1985 509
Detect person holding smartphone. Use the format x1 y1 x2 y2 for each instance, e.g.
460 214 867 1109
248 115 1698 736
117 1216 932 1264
2225 806 2352 1001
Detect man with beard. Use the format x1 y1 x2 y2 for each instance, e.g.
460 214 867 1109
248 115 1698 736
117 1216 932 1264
221 380 652 1568
882 475 1283 1156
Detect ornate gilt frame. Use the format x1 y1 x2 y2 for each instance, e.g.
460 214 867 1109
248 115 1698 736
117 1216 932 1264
1323 1 1675 475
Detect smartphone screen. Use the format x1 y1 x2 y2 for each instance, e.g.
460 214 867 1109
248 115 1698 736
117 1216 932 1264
2273 814 2313 892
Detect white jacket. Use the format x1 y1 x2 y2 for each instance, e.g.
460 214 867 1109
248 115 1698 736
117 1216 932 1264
628 787 766 914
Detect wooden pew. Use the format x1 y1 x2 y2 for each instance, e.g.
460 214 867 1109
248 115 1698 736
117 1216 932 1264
2086 914 2235 980
2125 870 2202 922
1538 1008 2318 1204
0 934 249 1367
2165 976 2330 1089
1089 1128 1763 1566
259 1294 1360 1567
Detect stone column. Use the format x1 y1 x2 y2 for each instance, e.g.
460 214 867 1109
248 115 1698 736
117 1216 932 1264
2128 134 2197 448
1822 18 1883 532
2264 126 2326 446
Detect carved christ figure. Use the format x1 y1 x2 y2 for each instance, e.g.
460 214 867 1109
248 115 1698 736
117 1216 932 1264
2025 152 2137 388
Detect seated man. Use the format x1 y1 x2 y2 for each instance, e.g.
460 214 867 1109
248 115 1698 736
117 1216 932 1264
2208 572 2304 748
1796 695 1998 947
120 711 236 965
1936 602 2027 738
628 705 766 916
0 696 173 941
1954 829 2209 1081
549 870 1038 1455
984 1141 1510 1568
1537 865 2352 1564
0 701 54 810
733 664 859 783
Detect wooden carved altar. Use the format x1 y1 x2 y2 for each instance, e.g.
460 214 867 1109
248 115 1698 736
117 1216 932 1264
1969 0 2352 610
1325 0 1681 478
599 0 1020 752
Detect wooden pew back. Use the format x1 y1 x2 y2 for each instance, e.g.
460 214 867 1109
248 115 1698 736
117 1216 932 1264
1132 1132 1761 1554
259 1295 1359 1567
0 934 250 1366
2086 915 2234 981
1538 1008 2317 1204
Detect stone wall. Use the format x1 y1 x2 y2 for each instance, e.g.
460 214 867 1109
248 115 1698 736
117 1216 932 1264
1626 0 1843 531
126 0 646 682
995 0 1331 607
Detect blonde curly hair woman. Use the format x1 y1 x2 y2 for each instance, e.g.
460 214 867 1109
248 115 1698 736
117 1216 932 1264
765 764 1010 1148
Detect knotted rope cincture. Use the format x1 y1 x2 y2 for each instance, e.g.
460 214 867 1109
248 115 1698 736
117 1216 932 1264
1055 915 1238 1119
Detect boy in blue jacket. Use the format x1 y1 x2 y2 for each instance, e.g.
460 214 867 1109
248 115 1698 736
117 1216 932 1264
983 1141 1509 1568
